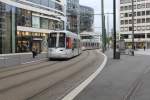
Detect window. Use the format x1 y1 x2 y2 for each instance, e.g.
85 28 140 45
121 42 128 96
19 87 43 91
142 11 145 16
146 18 150 23
129 20 132 24
137 12 141 16
48 33 57 48
121 20 124 25
66 37 72 49
124 13 128 17
146 3 150 8
120 6 124 11
40 18 49 29
146 11 150 15
129 27 132 31
142 18 145 23
17 8 32 27
137 4 142 9
137 19 141 23
125 20 128 24
59 33 65 48
32 16 40 28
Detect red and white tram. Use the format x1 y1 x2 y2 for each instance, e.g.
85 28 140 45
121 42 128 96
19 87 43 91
48 30 81 59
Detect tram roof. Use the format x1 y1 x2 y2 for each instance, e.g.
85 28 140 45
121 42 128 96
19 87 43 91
80 31 100 36
50 30 79 38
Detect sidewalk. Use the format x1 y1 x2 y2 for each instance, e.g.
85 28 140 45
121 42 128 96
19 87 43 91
132 66 150 100
0 52 48 68
74 50 150 100
135 49 150 56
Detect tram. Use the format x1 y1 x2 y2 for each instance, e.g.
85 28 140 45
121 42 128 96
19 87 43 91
48 30 81 59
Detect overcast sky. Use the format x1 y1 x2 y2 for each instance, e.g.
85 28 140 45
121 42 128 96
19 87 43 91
79 0 120 33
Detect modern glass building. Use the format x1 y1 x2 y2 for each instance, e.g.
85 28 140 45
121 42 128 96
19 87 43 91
0 0 65 54
66 0 80 33
80 5 94 32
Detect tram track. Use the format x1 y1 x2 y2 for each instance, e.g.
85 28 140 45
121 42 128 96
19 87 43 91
0 59 48 73
27 50 100 100
0 61 59 80
0 51 90 97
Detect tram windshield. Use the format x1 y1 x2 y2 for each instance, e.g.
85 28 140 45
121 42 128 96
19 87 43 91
59 33 65 48
48 33 57 48
48 32 65 48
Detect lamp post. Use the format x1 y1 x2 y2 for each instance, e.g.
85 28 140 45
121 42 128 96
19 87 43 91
113 0 116 59
101 0 106 52
131 0 135 56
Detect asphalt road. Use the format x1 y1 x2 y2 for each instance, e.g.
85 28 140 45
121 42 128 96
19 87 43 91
75 50 150 100
0 50 104 100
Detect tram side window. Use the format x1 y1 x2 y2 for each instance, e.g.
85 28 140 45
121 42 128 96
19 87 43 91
66 37 72 49
73 39 78 48
48 33 57 47
59 33 65 47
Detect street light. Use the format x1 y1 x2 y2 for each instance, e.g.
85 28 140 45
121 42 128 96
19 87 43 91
131 0 135 56
101 0 106 53
113 0 117 59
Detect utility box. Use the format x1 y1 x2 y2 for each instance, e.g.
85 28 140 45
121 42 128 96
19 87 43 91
115 51 120 59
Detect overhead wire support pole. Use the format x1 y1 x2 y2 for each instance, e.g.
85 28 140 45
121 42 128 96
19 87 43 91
131 0 135 56
101 0 106 53
113 0 116 59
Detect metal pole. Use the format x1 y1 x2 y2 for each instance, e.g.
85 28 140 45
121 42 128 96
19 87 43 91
107 14 110 49
131 0 134 56
64 0 67 31
107 13 110 38
101 0 105 52
113 0 116 59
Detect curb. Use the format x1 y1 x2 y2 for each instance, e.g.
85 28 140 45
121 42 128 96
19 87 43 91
61 50 108 100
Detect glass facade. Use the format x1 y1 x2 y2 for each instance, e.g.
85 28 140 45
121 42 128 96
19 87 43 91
40 18 49 29
32 16 40 28
80 5 94 32
26 0 63 12
67 0 80 33
0 1 64 54
17 8 32 27
16 31 47 53
0 2 16 54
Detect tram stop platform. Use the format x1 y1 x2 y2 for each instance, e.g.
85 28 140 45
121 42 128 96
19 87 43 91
0 52 48 68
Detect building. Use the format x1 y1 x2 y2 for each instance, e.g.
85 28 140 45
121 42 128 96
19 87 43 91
80 5 94 32
0 0 65 54
80 31 101 49
66 0 80 33
120 0 150 48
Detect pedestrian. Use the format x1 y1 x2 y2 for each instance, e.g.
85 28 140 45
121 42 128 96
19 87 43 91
144 46 146 51
32 48 37 58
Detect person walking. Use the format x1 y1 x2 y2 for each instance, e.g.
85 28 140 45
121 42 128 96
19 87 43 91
144 45 146 51
32 48 37 58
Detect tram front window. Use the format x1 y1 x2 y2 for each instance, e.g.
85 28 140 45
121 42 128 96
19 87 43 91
48 33 57 48
59 33 65 48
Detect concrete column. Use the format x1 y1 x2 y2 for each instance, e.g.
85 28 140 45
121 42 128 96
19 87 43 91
11 7 16 53
145 33 148 49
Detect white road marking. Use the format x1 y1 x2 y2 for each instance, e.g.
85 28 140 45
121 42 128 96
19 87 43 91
61 50 108 100
21 58 47 64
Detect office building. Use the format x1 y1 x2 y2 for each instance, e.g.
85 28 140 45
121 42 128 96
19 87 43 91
0 0 65 54
120 0 150 48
